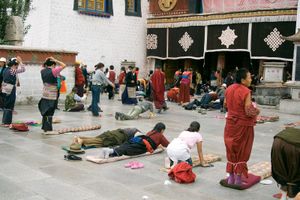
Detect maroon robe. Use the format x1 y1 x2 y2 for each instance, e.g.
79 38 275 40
224 83 258 177
151 69 166 109
179 71 191 103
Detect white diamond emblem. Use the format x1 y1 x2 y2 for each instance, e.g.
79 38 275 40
264 28 285 52
178 32 194 52
146 34 158 50
218 26 238 48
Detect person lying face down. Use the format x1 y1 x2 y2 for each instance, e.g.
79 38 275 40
167 121 210 168
102 122 169 158
115 101 154 121
70 128 141 150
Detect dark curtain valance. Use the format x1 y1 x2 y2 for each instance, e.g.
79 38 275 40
168 26 205 58
207 24 248 51
146 28 167 58
251 22 296 60
147 21 296 61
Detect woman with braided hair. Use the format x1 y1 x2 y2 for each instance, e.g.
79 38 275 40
2 56 25 125
38 57 66 134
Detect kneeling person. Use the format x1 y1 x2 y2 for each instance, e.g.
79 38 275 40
64 87 87 112
167 121 209 167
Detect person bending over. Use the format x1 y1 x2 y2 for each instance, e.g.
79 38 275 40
167 121 209 167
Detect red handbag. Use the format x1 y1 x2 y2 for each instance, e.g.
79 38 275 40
168 162 196 184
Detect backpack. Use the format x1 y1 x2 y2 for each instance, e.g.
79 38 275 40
168 162 196 184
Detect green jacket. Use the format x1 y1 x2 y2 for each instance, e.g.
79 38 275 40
65 91 76 111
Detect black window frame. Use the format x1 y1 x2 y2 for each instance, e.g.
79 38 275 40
73 0 113 17
125 0 141 17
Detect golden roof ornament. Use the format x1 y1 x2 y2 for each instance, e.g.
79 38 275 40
158 0 177 12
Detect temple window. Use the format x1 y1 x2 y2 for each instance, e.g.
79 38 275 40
125 0 141 17
74 0 113 17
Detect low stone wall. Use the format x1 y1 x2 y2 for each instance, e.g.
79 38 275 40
279 99 300 115
0 45 77 104
254 83 289 106
279 83 300 114
16 64 75 105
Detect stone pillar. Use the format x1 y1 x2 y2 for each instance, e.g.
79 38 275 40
4 16 24 46
262 62 286 83
293 45 300 82
255 61 288 106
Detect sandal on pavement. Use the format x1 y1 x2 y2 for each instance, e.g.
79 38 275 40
64 154 82 161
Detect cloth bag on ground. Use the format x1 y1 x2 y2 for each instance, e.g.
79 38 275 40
9 123 29 131
168 162 196 184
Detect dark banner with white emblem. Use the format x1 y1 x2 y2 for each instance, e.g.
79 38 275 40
168 26 205 58
295 46 300 81
207 24 248 51
251 22 296 60
146 28 167 58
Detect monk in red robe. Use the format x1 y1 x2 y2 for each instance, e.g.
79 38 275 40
223 68 260 185
74 61 85 97
150 66 168 113
179 69 191 104
167 87 180 103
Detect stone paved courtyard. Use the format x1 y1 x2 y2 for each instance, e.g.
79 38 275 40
0 96 299 200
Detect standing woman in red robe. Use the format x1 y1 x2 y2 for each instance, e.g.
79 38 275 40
118 66 126 100
179 69 191 105
223 68 260 185
150 66 168 113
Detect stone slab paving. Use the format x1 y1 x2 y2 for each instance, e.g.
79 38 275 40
0 96 299 200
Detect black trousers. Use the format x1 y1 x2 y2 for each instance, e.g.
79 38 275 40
0 92 4 109
107 85 114 99
114 141 147 156
2 87 16 124
38 98 56 132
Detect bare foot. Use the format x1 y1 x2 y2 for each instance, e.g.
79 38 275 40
77 137 83 145
73 136 79 144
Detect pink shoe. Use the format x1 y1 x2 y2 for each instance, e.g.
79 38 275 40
130 161 144 169
124 161 135 168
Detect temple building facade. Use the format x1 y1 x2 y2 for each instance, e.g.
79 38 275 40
146 0 298 85
24 0 149 73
